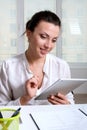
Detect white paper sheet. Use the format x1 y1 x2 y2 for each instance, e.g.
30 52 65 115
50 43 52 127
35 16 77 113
79 105 87 116
30 108 87 130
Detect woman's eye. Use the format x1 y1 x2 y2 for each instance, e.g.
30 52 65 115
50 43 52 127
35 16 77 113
52 39 57 43
40 34 46 39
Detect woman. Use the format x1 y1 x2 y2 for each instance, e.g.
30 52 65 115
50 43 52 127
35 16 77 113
0 10 74 105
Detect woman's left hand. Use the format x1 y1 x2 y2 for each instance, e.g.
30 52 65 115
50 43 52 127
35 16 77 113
48 93 70 105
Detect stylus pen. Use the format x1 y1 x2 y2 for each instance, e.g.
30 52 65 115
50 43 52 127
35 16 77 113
30 113 40 130
11 107 21 117
0 111 3 118
78 108 87 116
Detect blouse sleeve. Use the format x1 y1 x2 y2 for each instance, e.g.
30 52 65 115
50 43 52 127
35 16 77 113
0 62 21 106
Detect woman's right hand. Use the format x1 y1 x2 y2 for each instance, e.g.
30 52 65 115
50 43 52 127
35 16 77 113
20 76 39 105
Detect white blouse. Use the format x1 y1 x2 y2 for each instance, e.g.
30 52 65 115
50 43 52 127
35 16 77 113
0 53 74 105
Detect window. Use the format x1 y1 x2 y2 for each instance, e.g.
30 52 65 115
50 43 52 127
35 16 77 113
61 0 87 67
0 0 17 63
0 0 87 79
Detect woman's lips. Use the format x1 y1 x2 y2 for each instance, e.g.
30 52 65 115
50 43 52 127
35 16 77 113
40 48 48 54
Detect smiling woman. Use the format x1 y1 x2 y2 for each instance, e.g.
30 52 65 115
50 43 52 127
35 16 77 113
0 10 74 106
26 21 59 58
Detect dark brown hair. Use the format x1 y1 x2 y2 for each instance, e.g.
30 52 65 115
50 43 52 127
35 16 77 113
26 10 61 32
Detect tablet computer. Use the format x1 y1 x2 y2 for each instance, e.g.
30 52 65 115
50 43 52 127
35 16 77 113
35 78 87 100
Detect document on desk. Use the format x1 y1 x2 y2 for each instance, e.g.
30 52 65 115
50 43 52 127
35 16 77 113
29 108 87 130
79 105 87 117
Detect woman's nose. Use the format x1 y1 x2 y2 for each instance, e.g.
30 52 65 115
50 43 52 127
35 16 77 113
44 40 52 48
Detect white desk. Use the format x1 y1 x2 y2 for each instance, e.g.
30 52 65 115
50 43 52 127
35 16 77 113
0 104 87 130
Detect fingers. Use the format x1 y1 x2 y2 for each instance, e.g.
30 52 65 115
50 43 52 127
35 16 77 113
56 93 70 104
48 93 70 105
26 75 39 88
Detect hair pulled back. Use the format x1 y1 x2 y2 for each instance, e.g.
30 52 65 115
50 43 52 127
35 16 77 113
26 10 61 32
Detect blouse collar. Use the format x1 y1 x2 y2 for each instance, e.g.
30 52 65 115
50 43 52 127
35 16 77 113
23 52 49 77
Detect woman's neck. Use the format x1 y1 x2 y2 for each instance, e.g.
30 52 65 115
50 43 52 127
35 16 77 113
25 50 46 65
25 50 45 89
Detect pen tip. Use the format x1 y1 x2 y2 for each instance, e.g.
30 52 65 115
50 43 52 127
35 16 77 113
18 107 21 111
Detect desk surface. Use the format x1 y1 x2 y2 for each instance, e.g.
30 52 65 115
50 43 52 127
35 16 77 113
0 104 87 130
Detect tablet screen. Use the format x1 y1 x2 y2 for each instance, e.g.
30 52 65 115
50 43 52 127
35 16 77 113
35 78 87 100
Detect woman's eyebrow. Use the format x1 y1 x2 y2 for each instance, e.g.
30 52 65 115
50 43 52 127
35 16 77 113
40 31 58 40
42 32 49 37
43 32 58 39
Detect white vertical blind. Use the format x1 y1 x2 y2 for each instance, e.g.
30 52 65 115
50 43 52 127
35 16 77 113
0 0 17 63
61 0 87 64
0 0 87 80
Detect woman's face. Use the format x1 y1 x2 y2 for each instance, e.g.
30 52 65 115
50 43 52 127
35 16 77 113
27 21 60 58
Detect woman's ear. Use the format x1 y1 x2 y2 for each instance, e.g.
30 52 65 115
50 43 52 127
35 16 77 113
26 30 31 37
